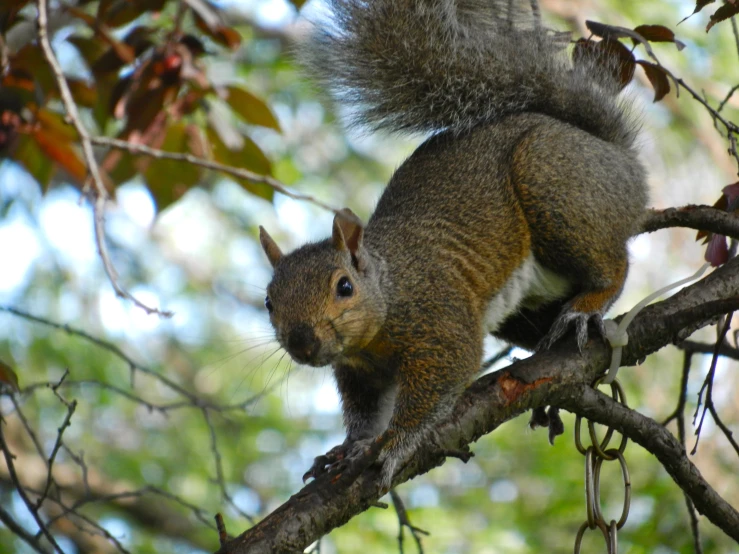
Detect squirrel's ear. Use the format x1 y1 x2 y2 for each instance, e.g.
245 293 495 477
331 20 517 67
259 226 283 268
332 208 364 256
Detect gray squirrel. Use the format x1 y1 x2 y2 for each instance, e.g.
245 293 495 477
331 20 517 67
259 0 648 489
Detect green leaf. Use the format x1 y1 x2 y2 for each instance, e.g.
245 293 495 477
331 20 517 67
224 86 281 132
13 134 54 189
145 123 204 211
206 126 274 202
0 359 19 392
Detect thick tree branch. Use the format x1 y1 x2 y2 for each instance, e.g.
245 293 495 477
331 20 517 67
218 257 739 553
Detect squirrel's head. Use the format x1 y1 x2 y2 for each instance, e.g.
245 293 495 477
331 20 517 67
259 208 387 367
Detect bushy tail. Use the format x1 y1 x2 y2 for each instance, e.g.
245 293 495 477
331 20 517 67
300 0 637 147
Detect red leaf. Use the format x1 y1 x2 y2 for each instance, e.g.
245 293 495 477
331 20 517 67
636 61 671 102
633 24 686 50
705 233 729 266
707 2 739 31
32 129 87 183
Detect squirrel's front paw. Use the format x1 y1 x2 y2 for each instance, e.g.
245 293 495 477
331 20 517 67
537 308 607 352
302 441 352 483
302 436 385 484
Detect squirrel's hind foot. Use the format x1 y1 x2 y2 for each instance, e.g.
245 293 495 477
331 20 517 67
529 406 565 445
536 307 607 352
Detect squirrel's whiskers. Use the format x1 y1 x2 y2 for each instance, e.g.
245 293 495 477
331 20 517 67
259 0 648 490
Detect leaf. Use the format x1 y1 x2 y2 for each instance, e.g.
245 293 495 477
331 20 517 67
32 129 87 183
206 125 274 202
144 122 204 211
97 0 167 28
67 35 109 70
224 86 281 131
707 2 739 31
0 359 19 392
633 24 686 50
695 188 733 241
288 0 309 8
585 21 632 41
10 44 56 96
705 234 728 266
66 79 98 107
680 0 716 24
636 61 671 102
13 134 55 189
35 108 79 142
194 12 242 50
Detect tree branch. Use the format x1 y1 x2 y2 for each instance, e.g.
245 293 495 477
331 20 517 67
640 206 739 239
36 0 171 317
218 257 739 553
552 386 739 542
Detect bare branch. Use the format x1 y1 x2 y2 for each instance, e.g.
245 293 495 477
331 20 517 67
89 136 340 213
0 417 66 553
640 206 739 239
35 0 171 317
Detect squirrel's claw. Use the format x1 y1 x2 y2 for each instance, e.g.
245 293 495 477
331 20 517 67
537 309 607 352
302 444 348 483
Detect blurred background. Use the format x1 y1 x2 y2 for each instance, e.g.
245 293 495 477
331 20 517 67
0 0 738 552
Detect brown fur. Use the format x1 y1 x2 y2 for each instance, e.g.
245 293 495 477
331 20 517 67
261 1 648 488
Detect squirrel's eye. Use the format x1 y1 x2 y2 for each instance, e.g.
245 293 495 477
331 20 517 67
265 296 273 313
336 276 354 298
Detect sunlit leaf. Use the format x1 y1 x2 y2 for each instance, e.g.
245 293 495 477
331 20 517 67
32 129 87 183
224 86 281 132
206 126 274 201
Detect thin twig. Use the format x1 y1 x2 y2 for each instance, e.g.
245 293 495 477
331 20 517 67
678 339 739 360
36 371 77 510
662 353 704 553
692 312 739 456
35 0 170 317
0 503 50 554
202 408 256 524
0 417 66 554
389 490 427 554
89 136 340 213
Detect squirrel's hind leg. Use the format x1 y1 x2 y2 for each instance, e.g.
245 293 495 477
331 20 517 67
536 256 627 351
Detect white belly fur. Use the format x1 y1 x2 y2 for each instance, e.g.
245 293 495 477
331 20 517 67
484 254 571 333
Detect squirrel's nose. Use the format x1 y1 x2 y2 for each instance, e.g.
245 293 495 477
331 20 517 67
286 323 320 363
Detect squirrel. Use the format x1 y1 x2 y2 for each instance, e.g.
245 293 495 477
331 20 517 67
258 0 648 490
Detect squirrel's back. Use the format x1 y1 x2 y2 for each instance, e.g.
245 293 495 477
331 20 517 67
301 0 638 147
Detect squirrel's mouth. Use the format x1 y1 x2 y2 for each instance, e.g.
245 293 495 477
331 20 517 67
286 347 332 367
